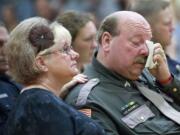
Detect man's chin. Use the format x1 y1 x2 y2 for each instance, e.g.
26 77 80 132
130 72 142 80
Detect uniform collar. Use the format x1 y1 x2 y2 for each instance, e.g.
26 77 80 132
91 51 133 88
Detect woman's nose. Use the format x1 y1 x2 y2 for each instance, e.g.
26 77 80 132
70 49 79 60
91 39 98 49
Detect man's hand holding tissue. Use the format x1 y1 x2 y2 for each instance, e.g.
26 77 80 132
146 41 172 84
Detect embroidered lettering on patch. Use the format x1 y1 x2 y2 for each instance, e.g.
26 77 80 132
79 109 92 117
121 101 140 115
0 93 8 99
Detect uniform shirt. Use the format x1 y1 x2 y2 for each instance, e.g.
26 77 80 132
166 55 180 80
65 53 180 135
0 74 21 135
5 88 105 135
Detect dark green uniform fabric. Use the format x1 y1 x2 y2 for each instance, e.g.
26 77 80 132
65 53 180 135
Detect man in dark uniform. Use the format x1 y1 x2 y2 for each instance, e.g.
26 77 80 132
65 11 180 135
129 0 180 79
0 22 21 134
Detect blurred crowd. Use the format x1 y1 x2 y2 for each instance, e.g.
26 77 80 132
0 0 180 62
0 0 133 31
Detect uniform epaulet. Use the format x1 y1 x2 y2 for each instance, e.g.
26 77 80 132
76 78 100 106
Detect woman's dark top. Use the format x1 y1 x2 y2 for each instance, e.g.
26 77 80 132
5 88 105 135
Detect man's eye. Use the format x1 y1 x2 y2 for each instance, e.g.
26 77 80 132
132 42 140 47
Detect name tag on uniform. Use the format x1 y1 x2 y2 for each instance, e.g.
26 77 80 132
0 93 8 99
120 101 140 115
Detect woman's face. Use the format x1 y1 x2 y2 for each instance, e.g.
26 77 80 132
43 39 79 83
73 21 97 69
0 27 9 73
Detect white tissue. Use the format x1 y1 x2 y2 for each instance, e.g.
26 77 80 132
145 40 157 69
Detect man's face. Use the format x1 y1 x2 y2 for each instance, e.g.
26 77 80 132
151 7 174 49
0 26 9 73
108 20 152 80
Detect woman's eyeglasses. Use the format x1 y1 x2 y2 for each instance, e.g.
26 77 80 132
38 45 73 56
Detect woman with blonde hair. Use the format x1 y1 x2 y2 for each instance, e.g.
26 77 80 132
5 17 105 135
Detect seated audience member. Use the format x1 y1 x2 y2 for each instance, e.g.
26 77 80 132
0 22 21 135
56 11 97 71
129 0 180 79
65 11 180 135
5 17 105 135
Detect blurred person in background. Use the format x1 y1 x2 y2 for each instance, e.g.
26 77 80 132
5 17 105 135
116 0 136 10
64 0 119 25
35 0 59 22
173 0 180 62
56 11 97 71
15 0 35 21
129 0 180 79
1 4 18 32
0 22 21 135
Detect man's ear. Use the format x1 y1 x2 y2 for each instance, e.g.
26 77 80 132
101 32 112 52
34 56 48 72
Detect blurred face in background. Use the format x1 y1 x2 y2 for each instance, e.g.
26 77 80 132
151 6 174 50
35 0 57 21
73 21 97 69
0 26 9 73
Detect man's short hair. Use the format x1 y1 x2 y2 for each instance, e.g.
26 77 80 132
97 16 120 44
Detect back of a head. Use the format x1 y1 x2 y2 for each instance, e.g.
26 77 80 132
129 0 170 24
6 17 54 85
56 11 94 43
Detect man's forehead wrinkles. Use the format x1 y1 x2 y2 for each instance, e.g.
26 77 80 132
124 21 150 29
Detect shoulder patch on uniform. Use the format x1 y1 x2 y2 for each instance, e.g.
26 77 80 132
76 78 100 106
79 108 92 117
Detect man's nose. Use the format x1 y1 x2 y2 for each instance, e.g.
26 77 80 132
139 43 149 56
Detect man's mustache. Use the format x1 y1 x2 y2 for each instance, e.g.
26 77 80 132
134 56 147 64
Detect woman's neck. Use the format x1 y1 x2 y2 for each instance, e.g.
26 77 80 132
22 79 63 97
